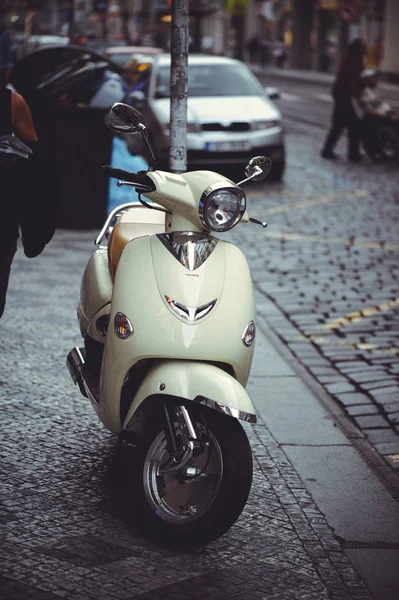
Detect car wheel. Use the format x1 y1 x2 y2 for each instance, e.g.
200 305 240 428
268 159 285 181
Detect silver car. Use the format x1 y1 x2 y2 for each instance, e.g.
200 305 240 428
126 54 285 180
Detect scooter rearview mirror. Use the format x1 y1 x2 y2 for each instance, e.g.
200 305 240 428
104 102 146 134
244 156 272 181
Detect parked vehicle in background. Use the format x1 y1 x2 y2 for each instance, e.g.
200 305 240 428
104 45 163 68
11 44 125 109
126 54 285 180
25 35 70 54
85 39 126 57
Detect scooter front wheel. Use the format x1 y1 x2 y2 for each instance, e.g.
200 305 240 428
133 407 253 547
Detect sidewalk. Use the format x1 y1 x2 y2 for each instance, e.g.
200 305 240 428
0 230 398 600
253 291 399 600
249 64 399 93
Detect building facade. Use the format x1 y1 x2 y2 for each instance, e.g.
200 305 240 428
244 0 399 80
2 0 398 79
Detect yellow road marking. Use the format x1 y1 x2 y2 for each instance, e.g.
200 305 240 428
263 231 399 251
318 298 399 331
389 455 399 463
261 189 368 215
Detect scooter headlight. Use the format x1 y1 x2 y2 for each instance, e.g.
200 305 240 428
199 185 246 232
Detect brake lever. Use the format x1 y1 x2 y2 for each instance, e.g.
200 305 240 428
249 218 267 228
117 181 153 191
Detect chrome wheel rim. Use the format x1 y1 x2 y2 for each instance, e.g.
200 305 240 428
143 427 223 524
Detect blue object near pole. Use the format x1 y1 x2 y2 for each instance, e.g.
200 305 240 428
107 136 148 214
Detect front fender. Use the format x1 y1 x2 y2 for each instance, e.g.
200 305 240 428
122 360 257 430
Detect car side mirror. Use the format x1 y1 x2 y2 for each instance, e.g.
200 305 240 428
265 86 280 100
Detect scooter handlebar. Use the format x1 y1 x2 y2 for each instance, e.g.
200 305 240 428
101 165 156 192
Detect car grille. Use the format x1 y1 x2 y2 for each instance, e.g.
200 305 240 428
189 149 252 161
201 122 250 132
187 145 283 165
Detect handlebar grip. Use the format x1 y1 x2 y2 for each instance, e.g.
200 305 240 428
101 164 138 183
101 165 156 192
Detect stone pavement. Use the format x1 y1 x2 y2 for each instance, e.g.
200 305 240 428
1 94 399 599
0 230 379 600
228 106 399 492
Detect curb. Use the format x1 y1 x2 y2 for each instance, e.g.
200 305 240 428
256 301 399 502
249 65 399 93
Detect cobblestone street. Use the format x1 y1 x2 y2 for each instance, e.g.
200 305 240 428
1 96 399 599
229 117 399 487
0 225 373 599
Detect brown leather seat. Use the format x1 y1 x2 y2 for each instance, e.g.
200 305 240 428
107 208 166 279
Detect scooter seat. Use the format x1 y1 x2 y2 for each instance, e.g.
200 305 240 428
107 207 166 279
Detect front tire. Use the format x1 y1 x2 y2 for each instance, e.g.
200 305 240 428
132 406 253 547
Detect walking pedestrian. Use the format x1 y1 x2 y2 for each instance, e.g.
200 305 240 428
246 35 260 65
0 66 56 318
321 38 367 162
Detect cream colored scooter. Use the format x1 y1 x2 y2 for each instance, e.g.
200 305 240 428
67 103 271 547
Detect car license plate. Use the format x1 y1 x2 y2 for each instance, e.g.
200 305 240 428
205 141 251 152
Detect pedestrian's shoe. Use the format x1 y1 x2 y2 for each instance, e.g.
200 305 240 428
321 149 339 159
348 153 362 162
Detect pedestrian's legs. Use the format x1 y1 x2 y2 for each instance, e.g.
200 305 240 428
0 239 17 318
342 99 361 160
322 101 345 157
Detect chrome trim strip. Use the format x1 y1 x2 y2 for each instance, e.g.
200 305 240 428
194 395 257 424
96 202 164 246
165 296 217 322
157 232 218 271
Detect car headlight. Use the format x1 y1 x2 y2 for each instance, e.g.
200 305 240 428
187 122 200 133
199 184 246 232
252 120 279 131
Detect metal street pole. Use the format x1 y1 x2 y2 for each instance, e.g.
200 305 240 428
169 0 189 173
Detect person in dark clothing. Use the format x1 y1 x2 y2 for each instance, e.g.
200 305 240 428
0 66 56 318
247 35 260 65
321 38 367 162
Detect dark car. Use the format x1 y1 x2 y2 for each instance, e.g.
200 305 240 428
10 45 128 229
10 44 125 109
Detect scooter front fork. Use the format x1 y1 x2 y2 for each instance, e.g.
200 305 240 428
161 401 205 477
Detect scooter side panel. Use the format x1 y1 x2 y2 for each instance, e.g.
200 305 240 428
78 248 112 335
99 236 256 433
122 360 257 431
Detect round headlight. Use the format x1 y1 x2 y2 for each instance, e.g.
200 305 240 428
199 186 246 232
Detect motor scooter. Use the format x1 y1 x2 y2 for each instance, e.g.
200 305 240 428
67 103 271 546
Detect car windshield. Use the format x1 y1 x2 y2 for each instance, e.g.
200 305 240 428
154 64 262 99
108 53 131 66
